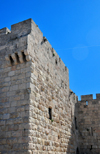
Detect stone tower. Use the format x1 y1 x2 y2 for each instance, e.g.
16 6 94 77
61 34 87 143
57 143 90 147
0 19 77 154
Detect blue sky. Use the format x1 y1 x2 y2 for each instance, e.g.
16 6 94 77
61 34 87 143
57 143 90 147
0 0 100 100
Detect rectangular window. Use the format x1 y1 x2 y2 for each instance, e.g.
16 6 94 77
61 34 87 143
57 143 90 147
75 117 77 129
48 108 52 120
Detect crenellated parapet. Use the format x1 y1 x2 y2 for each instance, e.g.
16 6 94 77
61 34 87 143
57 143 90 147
0 18 69 90
0 18 42 40
80 93 100 102
0 19 67 71
96 93 100 99
81 94 93 101
0 27 11 35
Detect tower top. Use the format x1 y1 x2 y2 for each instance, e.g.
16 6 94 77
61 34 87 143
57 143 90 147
0 18 42 38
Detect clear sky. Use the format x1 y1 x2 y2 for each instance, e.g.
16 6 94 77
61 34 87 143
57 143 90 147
0 0 100 100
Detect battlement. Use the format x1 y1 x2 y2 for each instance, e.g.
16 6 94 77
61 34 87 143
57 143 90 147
0 18 43 48
11 18 32 36
81 94 93 101
96 93 100 99
0 27 11 35
0 18 69 85
80 93 100 101
0 18 42 38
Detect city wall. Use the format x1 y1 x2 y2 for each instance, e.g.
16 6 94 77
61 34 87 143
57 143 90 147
0 19 78 154
76 94 100 154
0 18 100 154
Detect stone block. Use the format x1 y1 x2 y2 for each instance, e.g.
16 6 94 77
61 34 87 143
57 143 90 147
19 83 26 90
8 71 15 76
5 77 10 82
3 113 10 119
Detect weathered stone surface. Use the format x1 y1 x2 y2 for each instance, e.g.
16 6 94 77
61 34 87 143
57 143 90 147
2 18 99 154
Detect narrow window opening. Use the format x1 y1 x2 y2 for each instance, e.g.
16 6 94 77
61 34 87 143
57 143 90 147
15 53 20 63
90 145 92 150
86 101 88 105
48 108 52 120
22 52 27 62
55 59 58 65
9 56 14 65
76 147 79 154
75 117 77 130
58 135 60 139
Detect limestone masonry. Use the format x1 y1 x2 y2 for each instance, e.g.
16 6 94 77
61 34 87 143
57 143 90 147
0 19 99 154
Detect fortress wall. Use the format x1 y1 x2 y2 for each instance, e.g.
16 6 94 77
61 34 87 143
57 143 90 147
77 94 100 154
27 32 69 95
27 20 78 153
28 58 77 153
0 19 78 154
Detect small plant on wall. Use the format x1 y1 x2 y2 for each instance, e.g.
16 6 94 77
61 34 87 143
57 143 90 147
51 119 54 122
